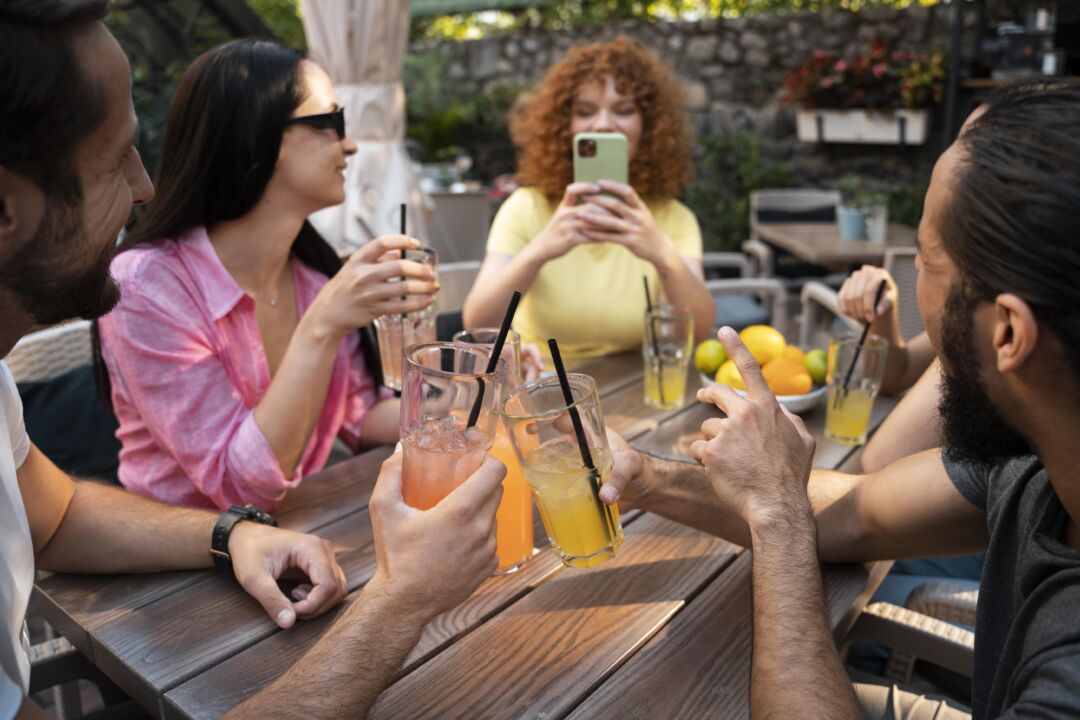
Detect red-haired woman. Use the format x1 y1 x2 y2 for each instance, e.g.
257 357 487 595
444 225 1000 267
463 36 714 362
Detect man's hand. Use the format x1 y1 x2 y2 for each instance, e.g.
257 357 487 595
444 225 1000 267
599 428 653 512
690 327 816 527
228 523 349 629
367 450 504 623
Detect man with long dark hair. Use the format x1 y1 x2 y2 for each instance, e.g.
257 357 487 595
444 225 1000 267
0 2 503 718
602 80 1080 718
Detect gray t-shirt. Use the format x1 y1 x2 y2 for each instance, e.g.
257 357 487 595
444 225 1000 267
945 453 1080 718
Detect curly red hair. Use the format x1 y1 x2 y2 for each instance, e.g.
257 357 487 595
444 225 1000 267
511 36 694 205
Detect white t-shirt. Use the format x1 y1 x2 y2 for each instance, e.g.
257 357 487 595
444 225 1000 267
0 361 32 718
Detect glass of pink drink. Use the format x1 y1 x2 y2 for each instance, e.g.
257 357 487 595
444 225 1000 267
400 342 508 510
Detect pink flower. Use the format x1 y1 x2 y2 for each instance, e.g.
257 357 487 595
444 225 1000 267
834 60 848 72
872 63 888 78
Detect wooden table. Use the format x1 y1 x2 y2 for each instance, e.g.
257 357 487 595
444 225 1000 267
756 222 917 267
32 354 894 719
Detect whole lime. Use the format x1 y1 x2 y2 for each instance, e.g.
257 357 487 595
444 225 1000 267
803 349 828 386
694 339 728 376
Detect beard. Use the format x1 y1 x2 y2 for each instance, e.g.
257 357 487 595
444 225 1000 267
937 283 1032 471
0 196 120 325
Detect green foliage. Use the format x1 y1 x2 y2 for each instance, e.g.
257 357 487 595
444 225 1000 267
884 181 925 227
248 0 307 50
412 0 939 40
404 51 521 179
680 131 791 252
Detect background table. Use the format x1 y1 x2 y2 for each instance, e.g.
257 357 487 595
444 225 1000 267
756 222 917 267
33 354 894 719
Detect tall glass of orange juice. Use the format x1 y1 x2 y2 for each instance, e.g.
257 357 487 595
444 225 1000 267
454 328 535 574
400 343 507 509
825 333 888 446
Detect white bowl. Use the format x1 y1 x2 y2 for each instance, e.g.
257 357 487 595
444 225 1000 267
698 372 826 414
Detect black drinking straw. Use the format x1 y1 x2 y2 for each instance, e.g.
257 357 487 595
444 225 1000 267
643 276 665 405
466 291 522 428
399 203 408 323
548 339 598 482
834 279 888 410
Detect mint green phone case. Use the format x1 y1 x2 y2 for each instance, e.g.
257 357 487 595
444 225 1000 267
573 132 629 186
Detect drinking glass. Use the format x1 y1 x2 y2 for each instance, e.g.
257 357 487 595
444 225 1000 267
400 342 507 510
502 373 623 568
454 328 535 574
642 304 694 411
825 334 889 446
373 247 439 391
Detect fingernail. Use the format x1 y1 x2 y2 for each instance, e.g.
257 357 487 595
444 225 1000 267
276 608 295 626
599 486 618 504
719 326 736 339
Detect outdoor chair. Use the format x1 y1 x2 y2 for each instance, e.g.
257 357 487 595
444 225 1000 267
846 580 978 705
748 188 849 288
702 251 789 337
9 321 121 482
435 260 481 339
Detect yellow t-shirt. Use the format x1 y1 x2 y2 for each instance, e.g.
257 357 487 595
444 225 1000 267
487 187 703 361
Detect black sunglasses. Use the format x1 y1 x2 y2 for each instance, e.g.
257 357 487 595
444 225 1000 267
285 107 345 140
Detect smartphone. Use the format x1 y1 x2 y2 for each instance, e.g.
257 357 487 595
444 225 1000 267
573 132 628 187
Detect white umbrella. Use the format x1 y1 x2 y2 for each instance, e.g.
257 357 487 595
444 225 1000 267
301 0 428 253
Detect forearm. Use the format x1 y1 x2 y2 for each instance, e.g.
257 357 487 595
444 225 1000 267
37 480 215 573
358 398 401 448
253 319 342 476
655 251 715 342
225 578 426 719
748 510 860 719
462 248 544 328
869 305 909 395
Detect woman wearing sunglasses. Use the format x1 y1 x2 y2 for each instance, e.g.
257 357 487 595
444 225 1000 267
94 40 435 510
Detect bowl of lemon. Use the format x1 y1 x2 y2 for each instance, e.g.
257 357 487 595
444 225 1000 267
694 325 828 414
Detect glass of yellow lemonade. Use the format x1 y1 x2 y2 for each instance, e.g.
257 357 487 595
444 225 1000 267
502 373 623 568
825 333 889 446
400 342 507 510
454 328 536 575
642 303 694 411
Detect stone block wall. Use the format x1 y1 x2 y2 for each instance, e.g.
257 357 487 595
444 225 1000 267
408 6 980 210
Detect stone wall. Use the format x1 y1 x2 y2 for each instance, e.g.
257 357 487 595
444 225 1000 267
408 6 978 231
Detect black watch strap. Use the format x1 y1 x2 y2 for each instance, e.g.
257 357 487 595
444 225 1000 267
210 504 278 570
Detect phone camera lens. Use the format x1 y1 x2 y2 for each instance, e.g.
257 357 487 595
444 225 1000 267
579 139 597 158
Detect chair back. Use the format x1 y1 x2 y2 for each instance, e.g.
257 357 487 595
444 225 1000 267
884 248 924 340
438 261 482 315
749 188 841 239
7 320 92 383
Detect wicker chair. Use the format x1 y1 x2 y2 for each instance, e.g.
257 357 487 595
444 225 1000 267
7 320 92 384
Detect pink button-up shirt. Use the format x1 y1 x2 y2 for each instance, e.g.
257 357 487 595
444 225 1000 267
98 226 384 510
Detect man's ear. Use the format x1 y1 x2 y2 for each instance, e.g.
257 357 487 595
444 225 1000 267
0 167 46 265
992 293 1038 374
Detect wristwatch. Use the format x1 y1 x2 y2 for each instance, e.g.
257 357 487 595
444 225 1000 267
209 504 278 570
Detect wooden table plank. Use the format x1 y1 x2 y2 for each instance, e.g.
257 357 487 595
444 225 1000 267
756 222 916 267
571 351 644 398
567 554 891 719
31 445 392 660
369 513 742 720
601 369 704 443
87 509 377 717
632 394 897 469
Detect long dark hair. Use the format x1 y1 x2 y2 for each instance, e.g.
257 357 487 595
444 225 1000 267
93 39 380 403
943 78 1080 379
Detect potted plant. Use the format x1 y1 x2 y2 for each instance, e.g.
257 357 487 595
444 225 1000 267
784 40 947 145
837 176 890 241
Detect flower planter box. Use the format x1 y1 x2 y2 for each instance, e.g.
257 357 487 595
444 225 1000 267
796 109 929 145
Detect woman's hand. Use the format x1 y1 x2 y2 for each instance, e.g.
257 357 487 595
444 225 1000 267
578 180 678 268
528 183 605 263
304 235 437 339
520 343 544 383
837 265 898 324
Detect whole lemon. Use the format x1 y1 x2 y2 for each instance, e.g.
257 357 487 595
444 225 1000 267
714 360 745 391
738 325 787 365
803 349 828 386
762 357 813 396
694 339 728 376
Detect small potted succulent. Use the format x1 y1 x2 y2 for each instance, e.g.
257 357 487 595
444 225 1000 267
837 176 889 241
